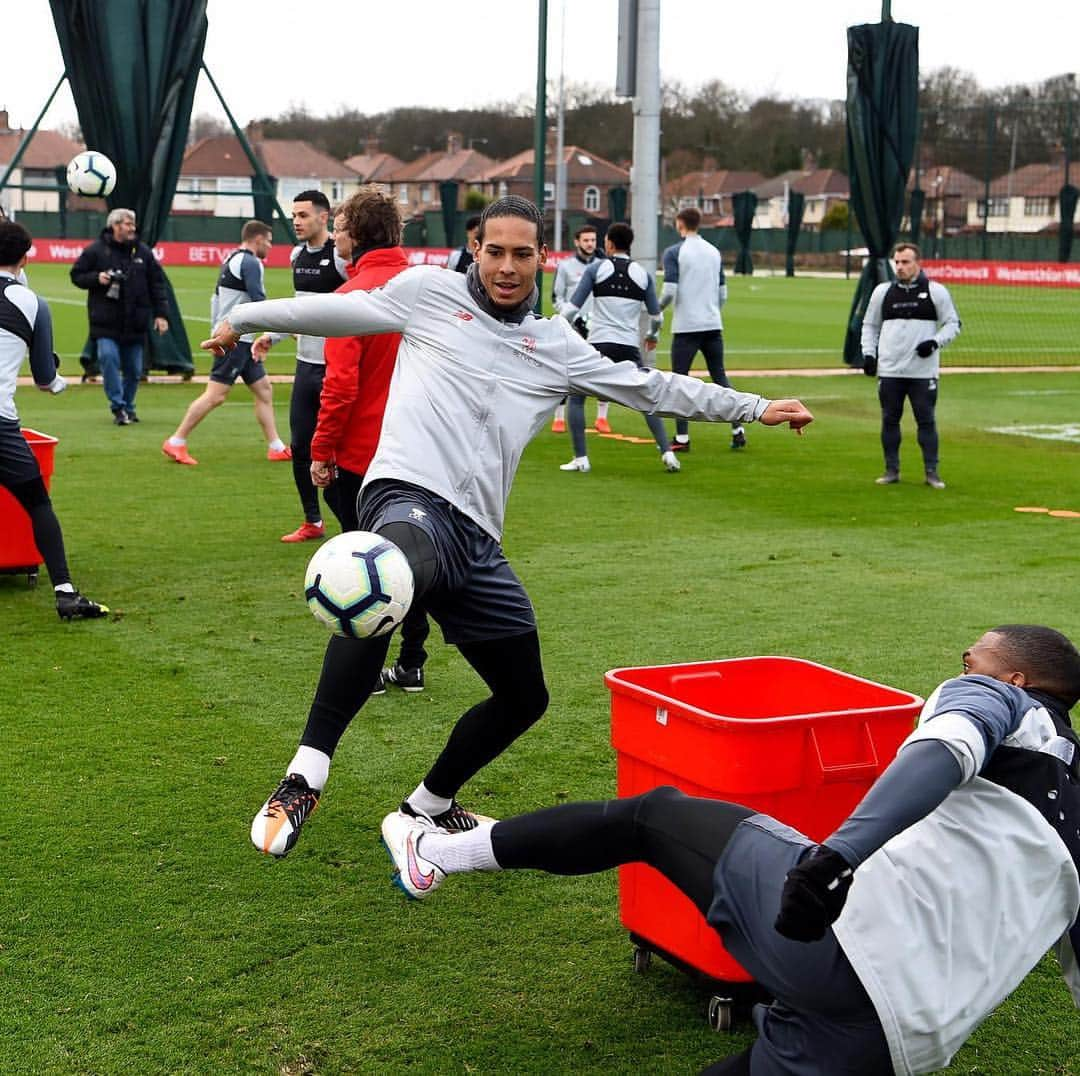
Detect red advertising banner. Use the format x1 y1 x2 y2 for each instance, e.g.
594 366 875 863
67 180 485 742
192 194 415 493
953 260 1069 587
923 259 1080 289
28 239 577 272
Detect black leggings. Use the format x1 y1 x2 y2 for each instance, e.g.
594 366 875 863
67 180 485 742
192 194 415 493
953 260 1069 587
877 376 938 472
492 786 752 917
290 361 325 522
4 476 70 587
300 521 549 797
670 330 731 437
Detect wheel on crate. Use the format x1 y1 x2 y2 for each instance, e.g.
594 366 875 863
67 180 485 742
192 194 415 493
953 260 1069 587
707 995 734 1032
27 568 39 588
632 945 652 974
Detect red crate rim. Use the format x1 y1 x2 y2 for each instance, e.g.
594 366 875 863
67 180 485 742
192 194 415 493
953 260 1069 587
604 655 923 728
20 427 58 445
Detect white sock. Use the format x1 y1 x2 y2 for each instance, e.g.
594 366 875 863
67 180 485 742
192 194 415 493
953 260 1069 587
268 438 286 452
287 745 331 791
596 400 609 419
732 425 744 435
408 782 453 818
674 433 690 443
554 403 566 421
54 582 76 594
417 820 500 874
168 436 187 447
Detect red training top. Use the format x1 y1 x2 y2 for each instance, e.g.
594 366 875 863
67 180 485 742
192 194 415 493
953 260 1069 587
310 246 410 474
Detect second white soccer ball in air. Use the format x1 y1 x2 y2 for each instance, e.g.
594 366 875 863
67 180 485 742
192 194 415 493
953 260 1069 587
66 151 117 198
304 531 414 638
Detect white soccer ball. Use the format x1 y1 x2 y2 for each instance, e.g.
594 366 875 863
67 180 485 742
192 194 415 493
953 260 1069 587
66 151 117 198
304 531 414 638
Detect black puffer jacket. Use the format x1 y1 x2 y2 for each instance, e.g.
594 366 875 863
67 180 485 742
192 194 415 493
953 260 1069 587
70 229 168 342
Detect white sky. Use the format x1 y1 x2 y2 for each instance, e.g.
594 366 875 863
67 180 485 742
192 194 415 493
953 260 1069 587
3 0 1078 132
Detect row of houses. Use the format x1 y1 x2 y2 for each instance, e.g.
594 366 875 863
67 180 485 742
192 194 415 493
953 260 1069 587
0 112 1073 240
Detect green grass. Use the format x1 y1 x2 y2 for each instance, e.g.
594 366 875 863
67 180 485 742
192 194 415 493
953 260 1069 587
3 367 1080 1073
24 264 1080 376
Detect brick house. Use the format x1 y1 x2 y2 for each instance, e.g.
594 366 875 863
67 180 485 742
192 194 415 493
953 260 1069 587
381 133 495 217
0 111 84 214
661 167 766 226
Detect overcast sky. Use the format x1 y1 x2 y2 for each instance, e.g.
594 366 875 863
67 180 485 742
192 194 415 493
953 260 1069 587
4 0 1078 132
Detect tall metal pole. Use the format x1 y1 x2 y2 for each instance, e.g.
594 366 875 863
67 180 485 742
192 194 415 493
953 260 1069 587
533 0 548 223
630 0 661 275
554 0 567 252
981 106 995 261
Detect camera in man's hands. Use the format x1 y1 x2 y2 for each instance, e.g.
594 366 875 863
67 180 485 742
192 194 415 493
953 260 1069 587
105 268 126 300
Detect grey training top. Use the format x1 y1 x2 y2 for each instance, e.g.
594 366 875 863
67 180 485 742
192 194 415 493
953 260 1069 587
230 266 771 540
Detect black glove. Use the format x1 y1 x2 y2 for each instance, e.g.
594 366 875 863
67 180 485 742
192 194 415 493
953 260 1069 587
915 339 939 358
774 845 854 942
862 354 877 377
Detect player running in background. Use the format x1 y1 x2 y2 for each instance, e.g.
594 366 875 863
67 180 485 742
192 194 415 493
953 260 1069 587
161 220 290 466
0 221 108 620
659 207 745 452
558 222 677 474
383 623 1080 1076
309 187 432 696
203 195 812 860
253 191 348 543
549 224 610 434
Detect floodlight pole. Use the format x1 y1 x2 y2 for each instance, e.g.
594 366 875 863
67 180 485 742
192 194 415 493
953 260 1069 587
0 72 68 198
534 0 548 221
630 0 661 274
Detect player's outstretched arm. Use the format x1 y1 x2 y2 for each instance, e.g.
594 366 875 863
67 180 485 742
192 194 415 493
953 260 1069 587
760 399 813 434
202 319 240 356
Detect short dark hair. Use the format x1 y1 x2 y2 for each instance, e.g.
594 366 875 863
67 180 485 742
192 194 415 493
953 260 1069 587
241 220 273 242
676 207 702 230
606 222 634 252
0 220 33 266
574 225 597 240
991 624 1080 708
478 195 545 247
336 185 402 250
465 215 482 232
294 190 331 213
892 241 921 260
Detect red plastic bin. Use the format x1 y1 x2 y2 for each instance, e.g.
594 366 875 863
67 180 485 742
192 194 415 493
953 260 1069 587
0 428 58 584
607 656 923 984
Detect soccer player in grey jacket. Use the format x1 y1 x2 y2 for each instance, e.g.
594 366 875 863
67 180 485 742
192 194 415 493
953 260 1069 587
382 624 1080 1076
203 196 813 858
861 242 961 489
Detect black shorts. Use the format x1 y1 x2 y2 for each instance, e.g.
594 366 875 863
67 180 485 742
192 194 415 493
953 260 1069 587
594 341 643 367
0 418 41 489
358 479 536 645
209 340 266 386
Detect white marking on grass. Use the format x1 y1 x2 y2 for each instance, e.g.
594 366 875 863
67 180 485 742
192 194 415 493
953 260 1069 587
987 424 1080 443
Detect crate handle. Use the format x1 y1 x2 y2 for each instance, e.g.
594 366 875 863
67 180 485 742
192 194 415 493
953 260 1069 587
668 670 724 686
809 724 879 783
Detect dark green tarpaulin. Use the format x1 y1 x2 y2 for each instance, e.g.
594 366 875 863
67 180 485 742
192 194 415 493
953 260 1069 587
50 0 208 375
440 182 460 247
608 186 628 223
1059 184 1078 263
732 190 757 275
785 191 806 277
842 20 920 367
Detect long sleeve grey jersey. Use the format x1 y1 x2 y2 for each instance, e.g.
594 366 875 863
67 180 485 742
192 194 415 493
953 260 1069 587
860 278 961 378
230 265 771 539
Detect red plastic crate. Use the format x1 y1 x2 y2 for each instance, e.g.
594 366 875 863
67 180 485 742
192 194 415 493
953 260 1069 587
0 428 58 577
606 656 923 983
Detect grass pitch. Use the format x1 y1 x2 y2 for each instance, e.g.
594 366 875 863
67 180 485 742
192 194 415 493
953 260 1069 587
3 265 1080 1073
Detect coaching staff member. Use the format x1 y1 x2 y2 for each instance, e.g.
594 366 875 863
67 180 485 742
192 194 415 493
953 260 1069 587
203 195 813 859
70 207 169 425
861 242 960 489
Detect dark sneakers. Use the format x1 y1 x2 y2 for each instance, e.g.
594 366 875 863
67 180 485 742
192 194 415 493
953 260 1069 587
669 438 690 453
399 799 489 833
383 664 425 693
56 591 110 620
113 410 131 426
731 427 747 449
875 470 900 485
925 471 947 490
250 773 321 857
